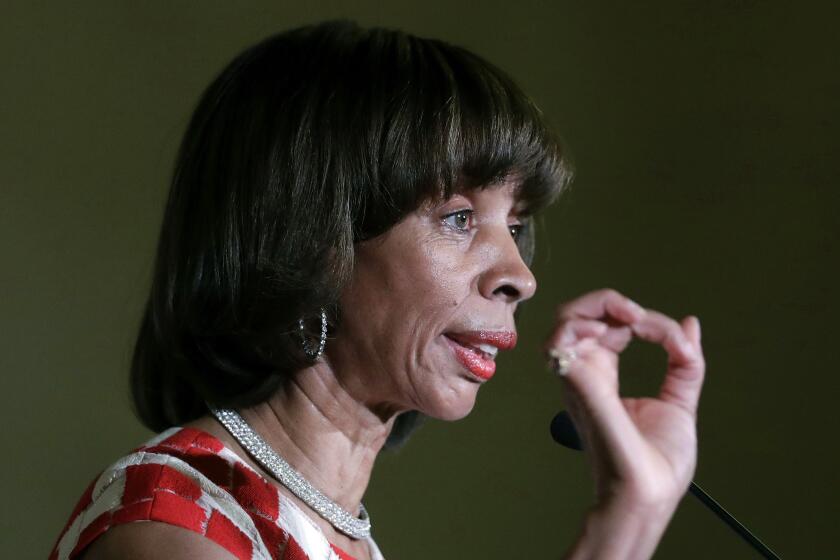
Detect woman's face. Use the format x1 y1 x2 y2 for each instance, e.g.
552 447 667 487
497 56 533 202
328 181 537 421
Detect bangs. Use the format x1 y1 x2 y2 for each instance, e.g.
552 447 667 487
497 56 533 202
130 20 568 437
351 27 572 240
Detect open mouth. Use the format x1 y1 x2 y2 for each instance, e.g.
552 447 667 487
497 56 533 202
448 336 499 359
443 334 500 380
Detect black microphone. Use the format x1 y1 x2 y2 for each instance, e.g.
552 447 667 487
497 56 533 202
550 411 781 559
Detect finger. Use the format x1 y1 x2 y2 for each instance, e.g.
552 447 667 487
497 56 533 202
630 310 697 364
559 338 618 396
600 325 633 353
546 318 633 356
557 288 646 325
558 339 646 470
657 316 706 416
684 314 702 346
545 318 608 350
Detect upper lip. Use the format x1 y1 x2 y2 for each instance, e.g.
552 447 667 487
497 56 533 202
444 330 518 351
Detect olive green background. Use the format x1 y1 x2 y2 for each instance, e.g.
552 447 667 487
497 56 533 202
2 2 837 558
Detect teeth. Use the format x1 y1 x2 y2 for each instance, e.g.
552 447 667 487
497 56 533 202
476 343 499 358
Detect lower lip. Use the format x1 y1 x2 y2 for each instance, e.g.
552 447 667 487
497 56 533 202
444 336 496 380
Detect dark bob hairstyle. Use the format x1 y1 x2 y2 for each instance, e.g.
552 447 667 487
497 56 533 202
131 20 572 446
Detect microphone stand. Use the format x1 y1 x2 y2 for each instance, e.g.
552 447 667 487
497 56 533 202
550 411 781 559
687 481 780 559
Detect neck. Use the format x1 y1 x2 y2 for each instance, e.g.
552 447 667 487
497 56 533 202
237 362 397 514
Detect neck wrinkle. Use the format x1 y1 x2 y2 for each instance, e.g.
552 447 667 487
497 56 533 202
240 362 396 515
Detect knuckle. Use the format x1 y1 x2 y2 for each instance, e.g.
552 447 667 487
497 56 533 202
666 318 683 335
666 327 683 345
600 287 621 299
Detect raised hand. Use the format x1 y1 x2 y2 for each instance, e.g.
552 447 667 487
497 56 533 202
546 289 706 559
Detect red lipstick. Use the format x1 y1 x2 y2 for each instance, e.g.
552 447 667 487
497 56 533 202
447 331 517 351
444 330 517 381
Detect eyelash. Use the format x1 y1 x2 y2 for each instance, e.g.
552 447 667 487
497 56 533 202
441 209 523 240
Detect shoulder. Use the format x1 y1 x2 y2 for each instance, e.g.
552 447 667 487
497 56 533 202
79 521 236 560
51 427 276 560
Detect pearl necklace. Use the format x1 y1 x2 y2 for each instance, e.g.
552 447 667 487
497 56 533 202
210 407 372 540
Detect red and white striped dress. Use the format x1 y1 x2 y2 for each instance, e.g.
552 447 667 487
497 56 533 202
49 427 385 560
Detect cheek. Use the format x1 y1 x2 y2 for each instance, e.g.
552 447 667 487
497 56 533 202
368 258 464 332
419 243 469 309
340 240 471 356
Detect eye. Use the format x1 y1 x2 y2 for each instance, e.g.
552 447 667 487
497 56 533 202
509 223 523 240
442 209 473 232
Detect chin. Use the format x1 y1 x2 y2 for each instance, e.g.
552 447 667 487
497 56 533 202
420 381 480 422
436 405 476 422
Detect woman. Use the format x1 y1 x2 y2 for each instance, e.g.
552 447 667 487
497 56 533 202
51 20 705 560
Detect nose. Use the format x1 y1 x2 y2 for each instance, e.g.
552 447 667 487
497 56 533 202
477 227 537 304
